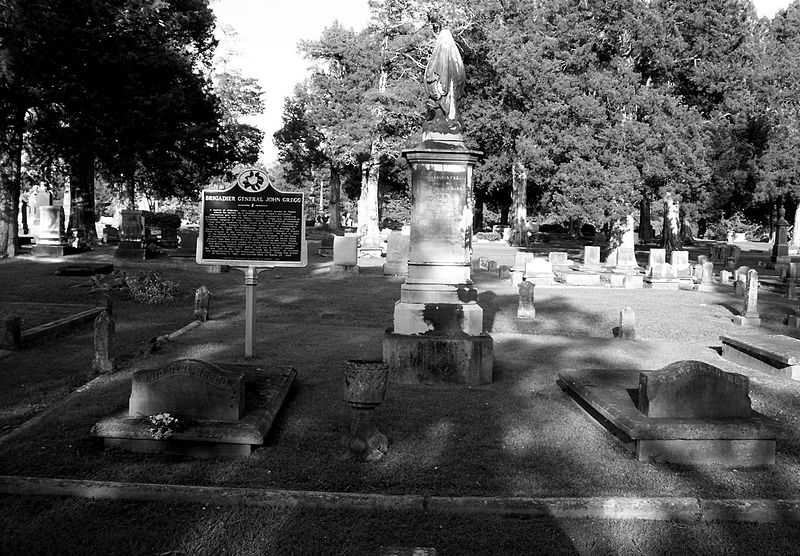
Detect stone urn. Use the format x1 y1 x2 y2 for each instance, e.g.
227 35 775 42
342 360 389 461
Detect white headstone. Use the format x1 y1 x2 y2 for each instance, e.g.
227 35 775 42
333 236 358 266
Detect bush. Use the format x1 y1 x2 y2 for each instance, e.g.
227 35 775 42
142 212 182 231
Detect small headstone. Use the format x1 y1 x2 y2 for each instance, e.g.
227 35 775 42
548 251 569 266
498 264 511 279
1 315 22 350
720 270 732 285
789 262 800 280
487 260 498 272
614 247 639 269
617 306 636 340
734 266 750 281
582 246 601 269
742 269 759 318
734 279 746 297
129 359 245 422
478 256 489 270
647 248 666 269
333 235 358 267
517 280 535 319
194 285 211 322
697 255 709 265
524 258 553 284
638 360 751 419
96 292 113 315
92 310 116 374
513 252 534 271
700 261 714 284
670 250 691 278
384 233 410 276
787 281 798 301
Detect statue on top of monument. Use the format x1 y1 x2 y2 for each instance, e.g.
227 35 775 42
423 28 465 140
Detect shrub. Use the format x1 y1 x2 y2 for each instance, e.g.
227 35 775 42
142 212 182 231
115 270 180 304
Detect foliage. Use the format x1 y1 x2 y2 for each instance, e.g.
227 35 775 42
142 212 182 231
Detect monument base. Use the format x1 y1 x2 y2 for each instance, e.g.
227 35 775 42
31 244 67 257
383 329 493 386
115 240 146 260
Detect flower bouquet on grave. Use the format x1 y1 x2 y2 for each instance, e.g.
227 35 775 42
143 412 187 440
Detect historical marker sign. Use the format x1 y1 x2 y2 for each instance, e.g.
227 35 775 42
197 169 307 267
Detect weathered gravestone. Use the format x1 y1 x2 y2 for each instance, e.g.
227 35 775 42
129 359 245 422
720 270 732 286
194 285 211 322
91 310 115 374
478 256 489 270
92 359 297 457
331 235 359 275
548 251 571 268
696 261 716 292
733 269 761 327
772 206 791 264
579 246 602 271
670 250 691 279
616 307 636 340
558 360 777 466
498 264 511 279
517 280 535 320
524 258 554 285
1 315 21 350
32 206 68 257
383 233 410 276
638 361 750 419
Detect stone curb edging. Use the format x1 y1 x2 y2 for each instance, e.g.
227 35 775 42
1 476 799 523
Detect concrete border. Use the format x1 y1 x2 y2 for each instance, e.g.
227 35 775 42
1 475 799 523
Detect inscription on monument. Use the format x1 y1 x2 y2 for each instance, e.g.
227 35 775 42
198 169 307 267
412 163 468 262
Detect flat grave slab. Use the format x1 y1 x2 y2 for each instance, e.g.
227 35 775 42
92 363 296 457
720 334 800 380
555 270 601 286
557 367 777 467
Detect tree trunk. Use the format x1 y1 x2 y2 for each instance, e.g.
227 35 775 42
68 148 98 246
327 163 342 234
473 195 484 233
0 107 23 257
358 145 382 250
500 205 510 226
511 160 527 246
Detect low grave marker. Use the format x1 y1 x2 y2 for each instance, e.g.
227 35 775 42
517 280 535 319
558 360 777 466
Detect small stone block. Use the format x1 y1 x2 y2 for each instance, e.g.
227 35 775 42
601 273 626 288
558 271 601 286
1 315 22 350
788 315 800 328
618 307 636 340
194 285 211 322
478 256 489 270
732 315 761 327
129 359 245 422
548 251 569 266
498 264 511 279
333 236 358 266
330 264 359 276
638 361 750 419
487 260 498 272
518 280 535 319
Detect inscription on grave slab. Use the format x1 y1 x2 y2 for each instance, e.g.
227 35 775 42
129 359 245 422
638 360 751 419
198 169 307 267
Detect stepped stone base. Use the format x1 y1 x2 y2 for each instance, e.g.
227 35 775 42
383 330 493 386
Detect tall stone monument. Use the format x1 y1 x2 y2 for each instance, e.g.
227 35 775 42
383 29 492 385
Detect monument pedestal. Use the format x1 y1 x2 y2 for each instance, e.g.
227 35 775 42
383 330 493 385
382 140 493 386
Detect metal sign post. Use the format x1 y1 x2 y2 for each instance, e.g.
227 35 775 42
196 169 307 358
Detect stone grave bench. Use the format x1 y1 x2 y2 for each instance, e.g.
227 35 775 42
558 361 778 466
720 335 800 380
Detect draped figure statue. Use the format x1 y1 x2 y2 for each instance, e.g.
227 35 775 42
423 29 465 138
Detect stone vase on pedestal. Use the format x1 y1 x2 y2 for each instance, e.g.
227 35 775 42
342 360 389 461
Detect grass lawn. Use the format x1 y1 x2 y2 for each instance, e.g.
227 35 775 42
2 240 800 554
